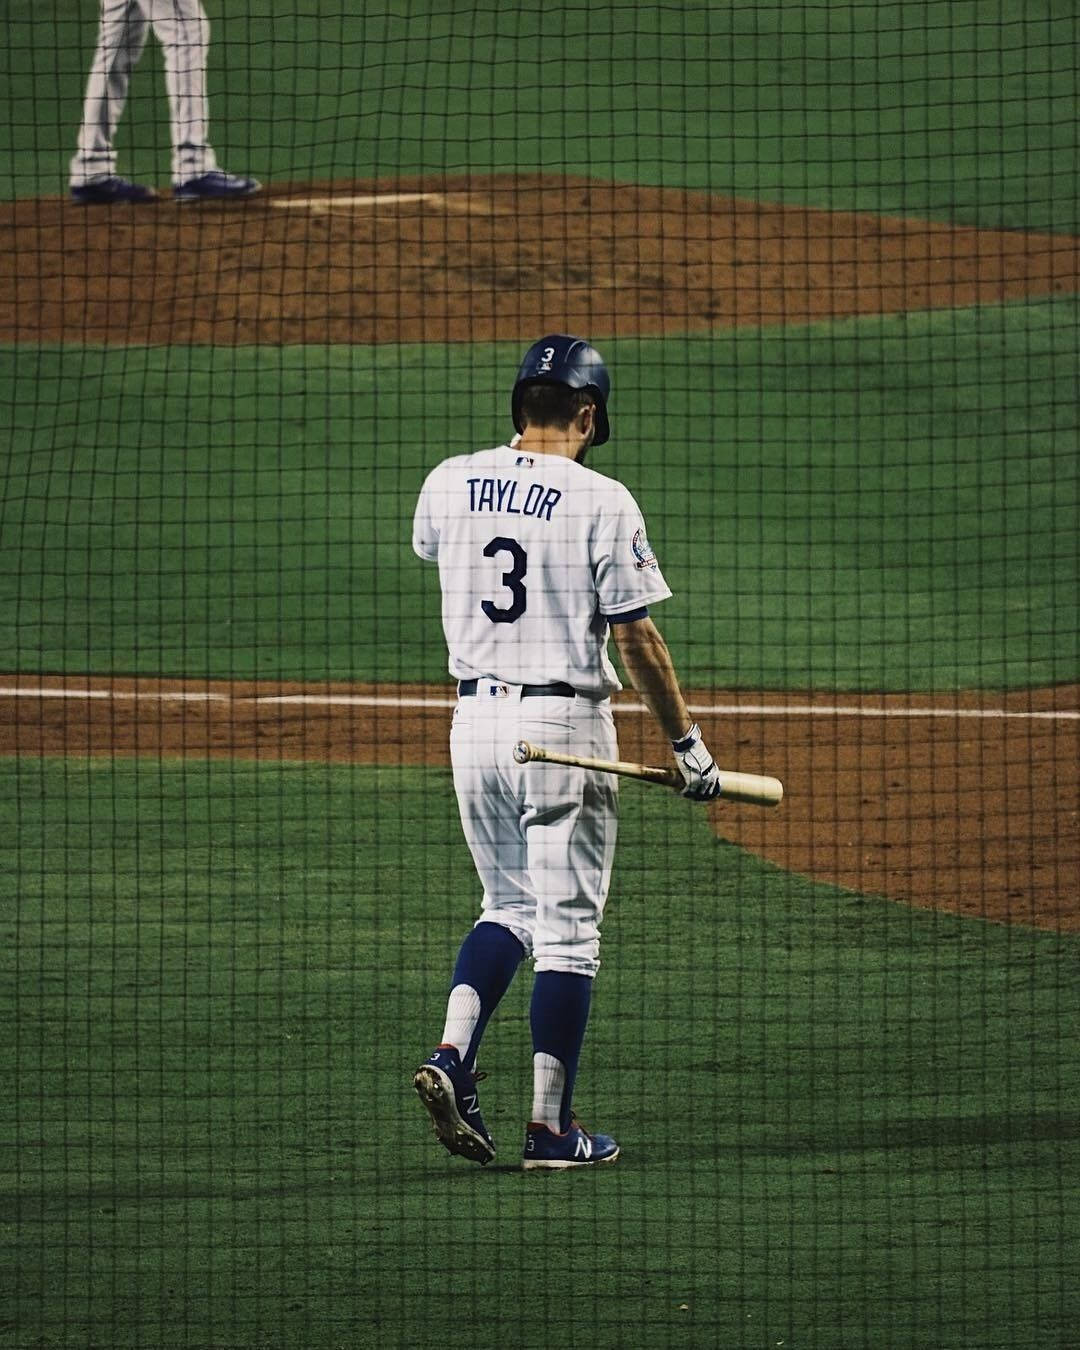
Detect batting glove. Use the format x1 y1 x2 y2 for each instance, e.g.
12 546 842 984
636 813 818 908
671 723 723 802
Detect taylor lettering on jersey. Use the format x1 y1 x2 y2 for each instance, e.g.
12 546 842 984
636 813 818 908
411 444 673 698
467 476 562 521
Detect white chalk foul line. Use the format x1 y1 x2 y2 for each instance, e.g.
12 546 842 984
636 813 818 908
272 192 434 210
271 191 488 216
0 688 1076 721
687 702 1079 722
256 694 457 709
0 688 226 702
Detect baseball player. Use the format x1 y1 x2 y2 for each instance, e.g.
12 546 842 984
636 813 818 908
69 0 260 204
411 335 723 1170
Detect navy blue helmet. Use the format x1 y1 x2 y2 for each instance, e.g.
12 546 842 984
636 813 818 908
511 334 611 446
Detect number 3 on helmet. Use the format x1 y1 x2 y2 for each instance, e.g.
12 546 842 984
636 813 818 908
511 334 611 446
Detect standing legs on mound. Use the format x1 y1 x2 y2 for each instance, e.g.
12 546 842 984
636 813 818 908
69 0 261 203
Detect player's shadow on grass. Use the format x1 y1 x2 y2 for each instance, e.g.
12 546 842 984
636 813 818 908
691 1110 1080 1161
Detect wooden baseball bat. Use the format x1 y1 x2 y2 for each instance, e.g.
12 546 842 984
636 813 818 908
512 740 783 807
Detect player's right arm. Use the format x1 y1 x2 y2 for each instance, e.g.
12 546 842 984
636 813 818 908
592 481 722 802
611 616 723 803
411 463 443 561
610 616 691 740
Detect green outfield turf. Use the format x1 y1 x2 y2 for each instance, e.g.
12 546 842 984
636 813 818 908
3 1 1078 232
2 756 1077 1349
3 298 1078 692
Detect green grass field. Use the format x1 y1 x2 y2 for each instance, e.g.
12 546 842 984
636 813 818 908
3 757 1078 1349
2 2 1078 1346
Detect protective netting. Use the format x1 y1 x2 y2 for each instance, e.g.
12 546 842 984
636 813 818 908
2 4 1077 1348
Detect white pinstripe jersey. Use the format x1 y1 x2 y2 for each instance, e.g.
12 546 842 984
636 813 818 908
412 444 672 698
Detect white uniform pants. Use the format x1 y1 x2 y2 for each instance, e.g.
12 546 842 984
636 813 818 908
70 0 218 187
450 683 619 978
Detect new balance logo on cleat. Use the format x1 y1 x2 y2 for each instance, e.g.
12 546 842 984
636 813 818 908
521 1120 619 1171
413 1046 495 1166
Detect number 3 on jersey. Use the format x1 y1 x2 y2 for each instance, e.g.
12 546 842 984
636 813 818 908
481 536 527 623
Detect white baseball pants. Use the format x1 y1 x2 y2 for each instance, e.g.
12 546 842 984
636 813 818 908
70 0 219 187
450 682 619 978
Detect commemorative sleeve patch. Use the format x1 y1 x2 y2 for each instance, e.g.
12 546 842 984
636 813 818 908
632 527 658 570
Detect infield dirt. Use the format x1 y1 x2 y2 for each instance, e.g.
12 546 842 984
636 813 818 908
2 172 1079 344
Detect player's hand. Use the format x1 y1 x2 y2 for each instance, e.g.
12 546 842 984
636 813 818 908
671 723 723 801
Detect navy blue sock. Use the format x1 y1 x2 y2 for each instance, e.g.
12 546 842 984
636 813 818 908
530 970 593 1132
449 922 525 1071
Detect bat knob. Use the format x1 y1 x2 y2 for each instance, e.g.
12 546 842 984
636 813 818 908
512 740 531 764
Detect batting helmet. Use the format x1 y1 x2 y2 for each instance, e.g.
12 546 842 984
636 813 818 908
511 334 611 446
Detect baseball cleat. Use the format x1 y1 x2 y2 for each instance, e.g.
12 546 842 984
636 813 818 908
521 1118 620 1170
413 1045 495 1165
70 176 158 205
172 171 262 203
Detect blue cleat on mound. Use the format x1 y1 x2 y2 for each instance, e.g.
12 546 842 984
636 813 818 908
71 176 157 205
173 171 261 203
522 1119 620 1171
413 1045 495 1165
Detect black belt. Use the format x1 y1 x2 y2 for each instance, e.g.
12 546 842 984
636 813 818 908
458 679 577 699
